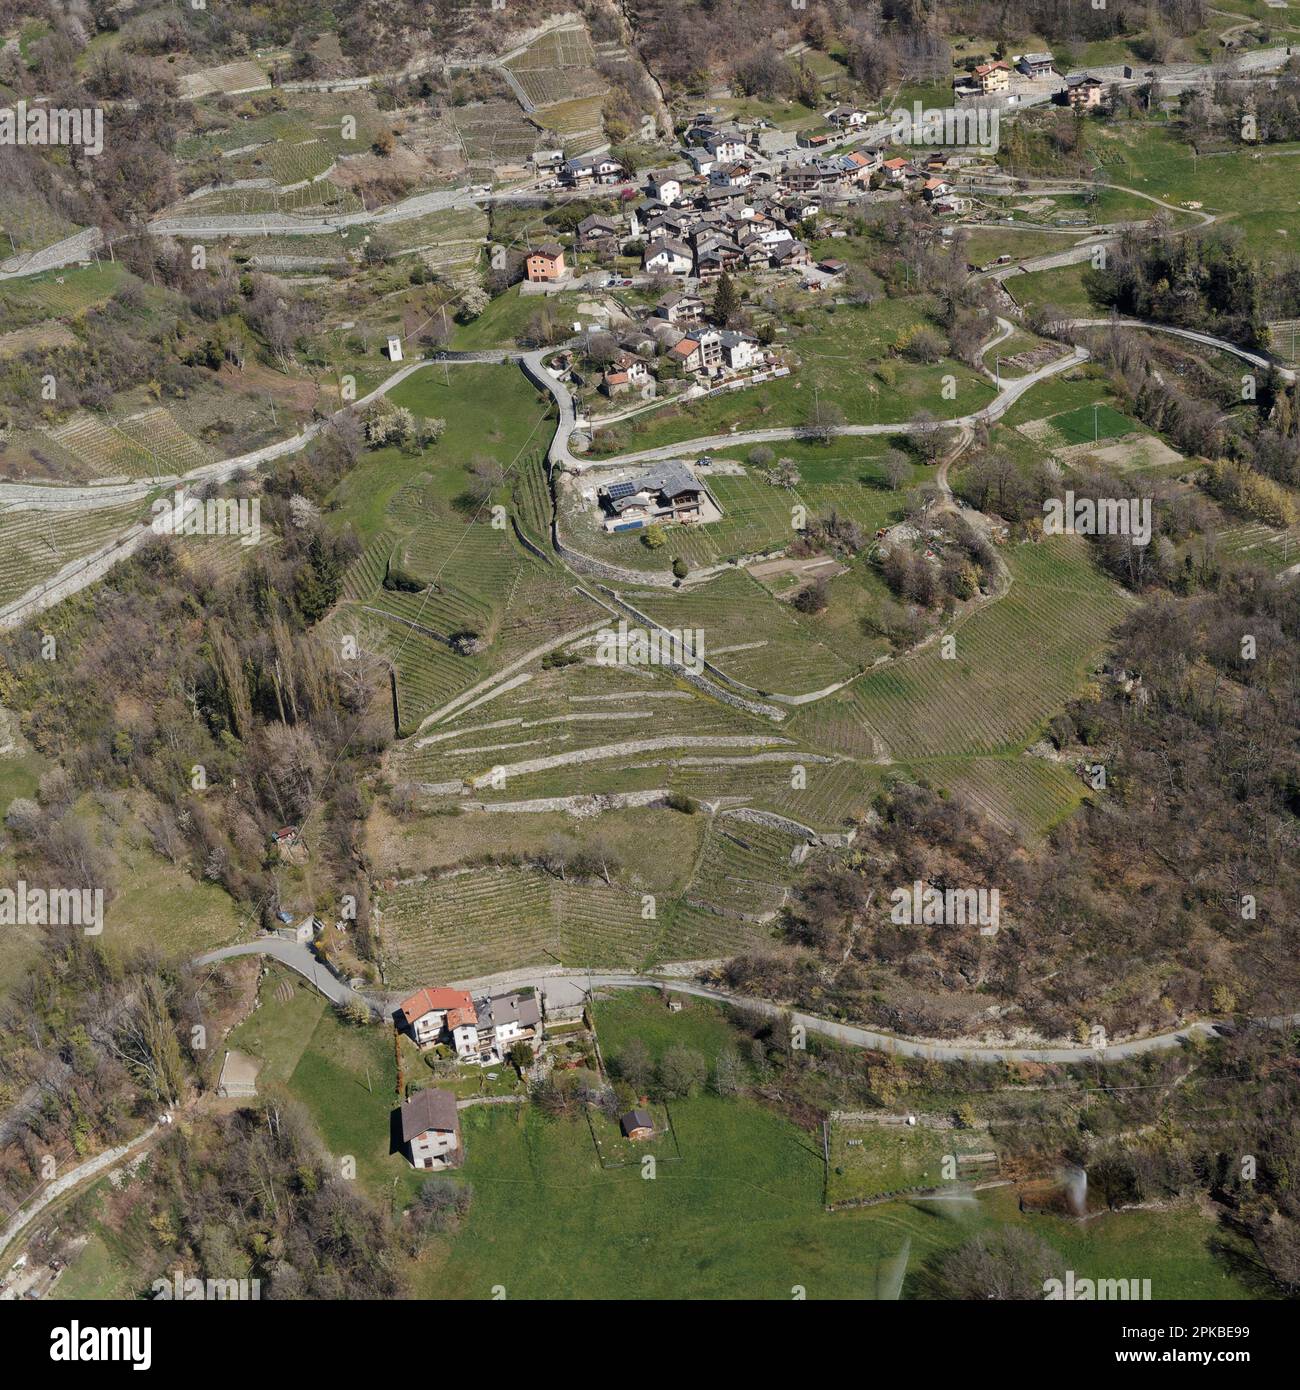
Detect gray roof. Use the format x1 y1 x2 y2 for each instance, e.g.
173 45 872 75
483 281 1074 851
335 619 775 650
603 462 702 511
621 1109 654 1135
646 237 691 259
401 1088 458 1142
478 991 541 1031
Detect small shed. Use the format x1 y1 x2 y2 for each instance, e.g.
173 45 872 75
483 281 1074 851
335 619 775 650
620 1109 655 1141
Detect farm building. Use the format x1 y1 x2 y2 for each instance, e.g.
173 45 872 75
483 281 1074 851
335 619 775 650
401 1088 461 1169
620 1110 655 1140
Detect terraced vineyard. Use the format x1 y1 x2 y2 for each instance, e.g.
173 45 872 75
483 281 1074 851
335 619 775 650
0 264 129 323
1215 521 1300 572
911 755 1087 840
380 867 654 983
627 570 856 696
509 452 553 553
850 538 1131 757
452 102 541 164
0 503 145 608
380 869 557 983
506 28 607 106
391 651 775 787
43 407 214 481
644 815 807 961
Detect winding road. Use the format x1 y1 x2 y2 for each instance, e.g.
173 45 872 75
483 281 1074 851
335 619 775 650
190 941 1296 1066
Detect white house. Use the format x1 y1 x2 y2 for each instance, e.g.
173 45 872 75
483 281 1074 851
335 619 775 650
826 105 870 127
399 986 543 1065
397 986 476 1047
643 238 693 274
705 131 748 162
719 330 763 372
646 172 682 204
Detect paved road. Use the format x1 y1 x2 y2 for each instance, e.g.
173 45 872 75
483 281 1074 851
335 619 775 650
542 344 1090 473
194 938 376 1011
185 945 1285 1063
546 973 1300 1063
1064 318 1297 383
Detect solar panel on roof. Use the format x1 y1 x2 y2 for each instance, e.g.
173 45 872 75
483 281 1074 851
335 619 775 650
607 481 639 501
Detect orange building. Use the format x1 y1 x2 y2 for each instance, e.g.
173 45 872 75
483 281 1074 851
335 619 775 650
526 243 567 282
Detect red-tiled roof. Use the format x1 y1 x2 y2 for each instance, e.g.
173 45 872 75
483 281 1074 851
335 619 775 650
398 987 474 1026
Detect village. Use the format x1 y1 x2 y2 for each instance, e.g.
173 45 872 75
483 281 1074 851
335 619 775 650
507 49 1123 425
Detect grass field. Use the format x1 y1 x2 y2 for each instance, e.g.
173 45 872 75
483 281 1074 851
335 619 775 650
52 988 1265 1301
1051 403 1139 445
826 1113 999 1205
1087 124 1300 259
406 993 1261 1300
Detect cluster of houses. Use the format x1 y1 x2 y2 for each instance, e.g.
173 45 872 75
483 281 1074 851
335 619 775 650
532 149 626 188
957 53 1107 108
393 985 544 1168
595 312 777 401
397 985 543 1066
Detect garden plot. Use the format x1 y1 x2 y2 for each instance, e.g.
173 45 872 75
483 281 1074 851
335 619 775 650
826 1112 999 1207
1058 434 1184 476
